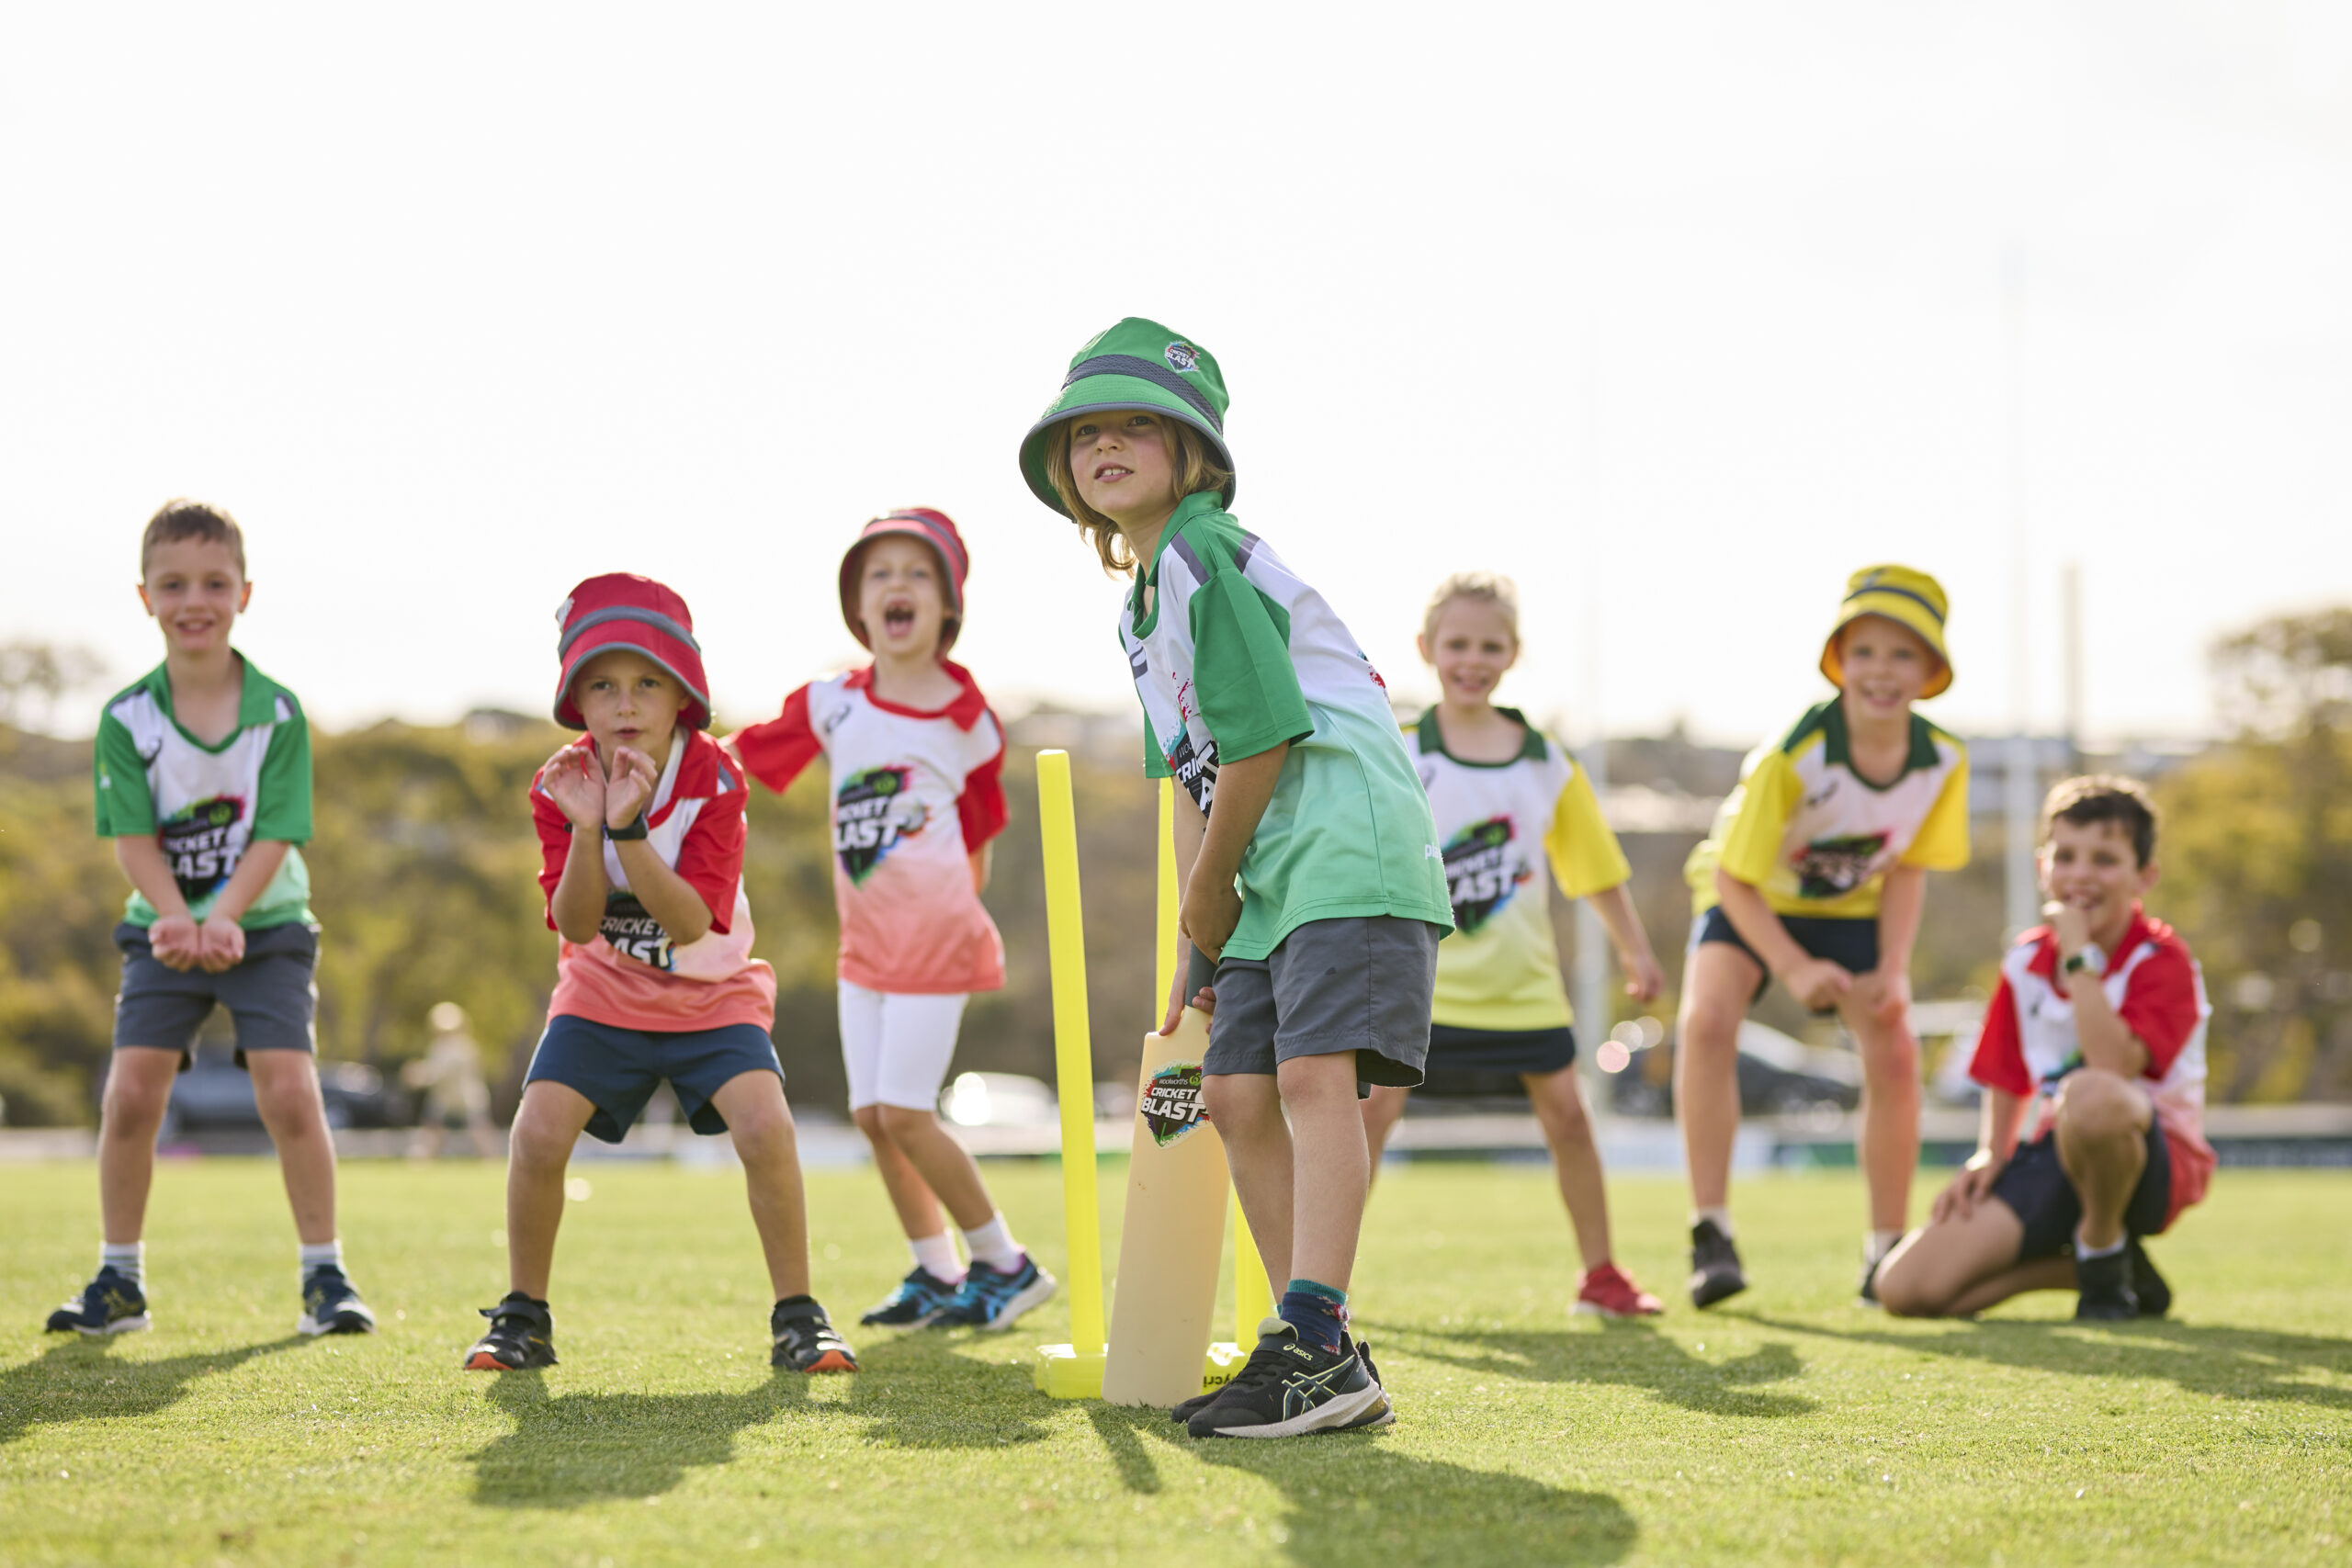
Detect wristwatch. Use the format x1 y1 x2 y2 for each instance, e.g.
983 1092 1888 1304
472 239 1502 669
2062 942 2105 977
603 812 649 842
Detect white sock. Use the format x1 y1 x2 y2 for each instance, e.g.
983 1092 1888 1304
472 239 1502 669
961 1213 1023 1272
300 1240 344 1276
101 1242 144 1287
1693 1207 1734 1238
1867 1230 1904 1264
2075 1233 2126 1260
909 1232 965 1282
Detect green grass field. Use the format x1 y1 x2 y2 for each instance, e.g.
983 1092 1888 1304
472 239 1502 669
2 1157 2346 1567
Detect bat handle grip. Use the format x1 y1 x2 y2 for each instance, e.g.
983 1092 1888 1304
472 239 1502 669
1185 945 1217 999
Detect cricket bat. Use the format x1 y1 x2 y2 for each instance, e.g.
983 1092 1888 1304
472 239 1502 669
1101 949 1231 1407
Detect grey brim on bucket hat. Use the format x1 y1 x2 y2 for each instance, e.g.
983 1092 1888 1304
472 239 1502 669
1018 317 1234 517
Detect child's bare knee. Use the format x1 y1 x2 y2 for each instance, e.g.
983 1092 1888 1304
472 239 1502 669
852 1104 889 1141
876 1103 934 1143
2054 1070 2143 1147
1202 1074 1275 1130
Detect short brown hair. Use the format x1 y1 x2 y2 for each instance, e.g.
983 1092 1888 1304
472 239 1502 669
2042 774 2159 867
1421 572 1521 647
1043 412 1235 575
141 500 246 577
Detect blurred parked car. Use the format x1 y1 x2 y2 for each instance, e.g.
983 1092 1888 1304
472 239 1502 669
1609 1021 1862 1119
158 1048 408 1137
937 1071 1060 1129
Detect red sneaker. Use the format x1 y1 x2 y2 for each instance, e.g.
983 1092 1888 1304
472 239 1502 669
1574 1261 1664 1318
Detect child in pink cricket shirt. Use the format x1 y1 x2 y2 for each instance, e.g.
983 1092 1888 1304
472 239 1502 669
731 510 1057 1332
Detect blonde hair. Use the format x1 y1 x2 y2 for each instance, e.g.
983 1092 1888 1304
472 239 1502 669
1421 572 1521 648
1044 412 1236 575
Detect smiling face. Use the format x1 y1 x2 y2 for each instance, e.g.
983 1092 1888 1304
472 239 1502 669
1067 409 1182 531
1835 615 1938 722
568 649 686 771
139 537 250 657
2041 815 2158 949
854 535 950 659
1419 594 1520 707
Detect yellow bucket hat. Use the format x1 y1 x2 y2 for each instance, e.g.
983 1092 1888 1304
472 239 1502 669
1821 564 1953 698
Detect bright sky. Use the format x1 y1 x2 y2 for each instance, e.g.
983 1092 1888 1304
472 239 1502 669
6 3 2348 748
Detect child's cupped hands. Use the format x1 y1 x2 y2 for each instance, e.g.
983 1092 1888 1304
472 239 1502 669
541 740 608 831
603 746 659 828
147 912 202 971
196 912 247 973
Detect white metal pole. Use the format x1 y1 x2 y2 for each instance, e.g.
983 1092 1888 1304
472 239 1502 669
2003 247 2039 941
1575 324 1611 1076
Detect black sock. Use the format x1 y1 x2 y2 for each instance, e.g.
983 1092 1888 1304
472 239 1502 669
774 1293 821 1320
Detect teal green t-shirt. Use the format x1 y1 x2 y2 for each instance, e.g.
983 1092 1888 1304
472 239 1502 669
93 656 316 931
1119 494 1452 959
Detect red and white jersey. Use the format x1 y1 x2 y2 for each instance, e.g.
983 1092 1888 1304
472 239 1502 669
1969 906 2214 1223
532 729 776 1032
731 660 1007 996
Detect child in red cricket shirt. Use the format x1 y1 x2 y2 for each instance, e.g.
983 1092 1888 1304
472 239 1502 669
463 574 856 1373
1875 776 2213 1319
730 511 1055 1333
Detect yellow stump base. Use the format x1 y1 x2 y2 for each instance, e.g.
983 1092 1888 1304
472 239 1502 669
1033 1344 1107 1399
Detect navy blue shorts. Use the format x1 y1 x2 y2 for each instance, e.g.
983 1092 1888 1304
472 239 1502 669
113 920 318 1066
1691 906 1879 1008
526 1015 785 1145
1990 1121 2172 1262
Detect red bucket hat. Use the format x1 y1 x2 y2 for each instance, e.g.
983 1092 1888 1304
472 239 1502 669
837 508 970 655
552 573 712 730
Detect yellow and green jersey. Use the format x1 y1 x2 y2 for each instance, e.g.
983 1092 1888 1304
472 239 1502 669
1685 698 1968 920
1413 708 1629 1031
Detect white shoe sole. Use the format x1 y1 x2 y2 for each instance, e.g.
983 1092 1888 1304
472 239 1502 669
299 1309 376 1337
1221 1380 1391 1438
70 1314 151 1337
1571 1300 1661 1319
972 1272 1057 1332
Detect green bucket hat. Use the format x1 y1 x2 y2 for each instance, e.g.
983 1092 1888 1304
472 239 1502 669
1018 317 1234 517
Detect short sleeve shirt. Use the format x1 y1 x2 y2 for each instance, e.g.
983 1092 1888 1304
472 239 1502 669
1968 907 2215 1213
532 728 776 1032
1121 493 1453 960
92 656 315 931
1684 698 1969 919
1412 708 1631 1031
729 660 1007 996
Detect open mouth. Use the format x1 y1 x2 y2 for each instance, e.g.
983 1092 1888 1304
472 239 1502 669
1092 463 1132 483
882 604 916 637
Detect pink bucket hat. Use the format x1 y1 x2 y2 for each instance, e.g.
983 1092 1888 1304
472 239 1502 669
552 573 712 730
837 508 970 655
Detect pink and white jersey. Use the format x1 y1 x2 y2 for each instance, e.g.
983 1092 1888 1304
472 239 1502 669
1969 906 2214 1225
533 729 777 1032
731 660 1007 996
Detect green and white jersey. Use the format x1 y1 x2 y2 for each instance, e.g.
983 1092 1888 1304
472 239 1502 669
1121 492 1452 960
93 656 315 931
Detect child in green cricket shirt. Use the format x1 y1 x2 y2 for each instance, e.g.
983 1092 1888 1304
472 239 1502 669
1020 318 1454 1438
51 500 373 1340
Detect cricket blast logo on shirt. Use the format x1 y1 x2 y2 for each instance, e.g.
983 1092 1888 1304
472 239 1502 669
1160 728 1218 815
1442 816 1521 935
1792 831 1892 901
834 765 927 885
158 795 245 902
1138 1060 1210 1146
597 891 674 970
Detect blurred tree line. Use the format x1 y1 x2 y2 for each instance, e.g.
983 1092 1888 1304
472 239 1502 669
2 608 2347 1124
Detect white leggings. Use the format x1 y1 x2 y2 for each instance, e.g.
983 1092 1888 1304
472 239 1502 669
839 981 970 1111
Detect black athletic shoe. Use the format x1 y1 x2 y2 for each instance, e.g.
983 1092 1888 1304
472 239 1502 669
299 1265 378 1336
771 1303 858 1373
929 1254 1057 1331
1185 1320 1389 1438
1688 1220 1747 1309
1857 1254 1883 1309
2127 1238 2170 1318
44 1267 150 1336
861 1267 960 1327
2074 1246 2139 1321
464 1292 557 1370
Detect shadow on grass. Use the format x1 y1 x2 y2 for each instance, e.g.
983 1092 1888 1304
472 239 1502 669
0 1334 306 1447
1748 1314 2352 1412
1084 1406 1636 1566
470 1343 1057 1506
1373 1320 1817 1419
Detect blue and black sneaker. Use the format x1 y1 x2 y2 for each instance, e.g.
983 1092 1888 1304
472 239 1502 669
860 1267 960 1327
465 1292 557 1371
44 1267 150 1336
1185 1319 1392 1438
299 1265 378 1337
930 1253 1057 1331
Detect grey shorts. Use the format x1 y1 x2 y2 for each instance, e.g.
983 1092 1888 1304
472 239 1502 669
113 920 319 1066
1204 916 1441 1089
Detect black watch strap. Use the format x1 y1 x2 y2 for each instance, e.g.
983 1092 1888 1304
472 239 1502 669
603 812 649 842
